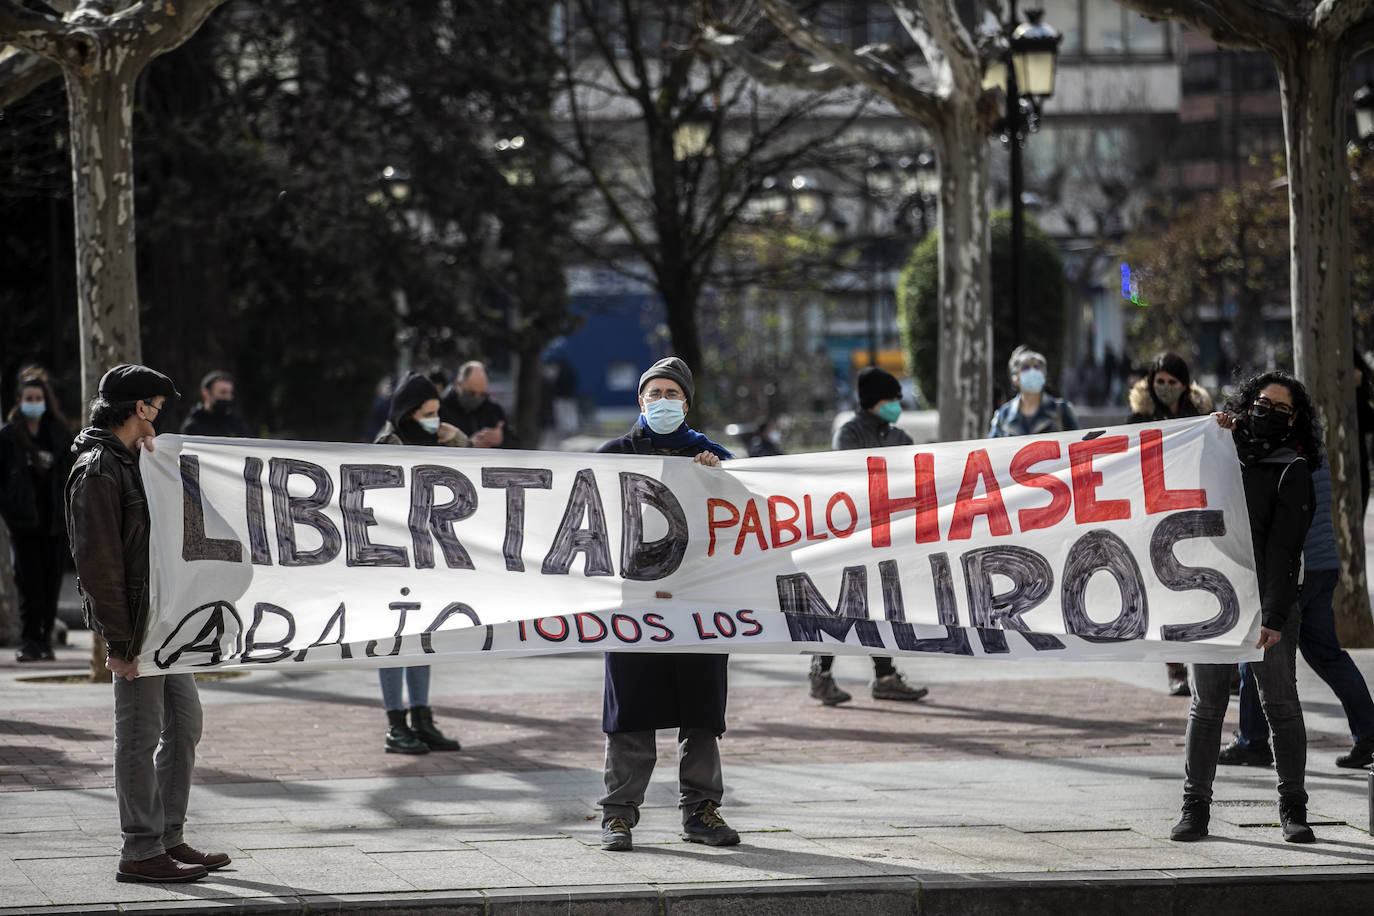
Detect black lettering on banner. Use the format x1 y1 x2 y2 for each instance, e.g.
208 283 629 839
340 464 409 567
778 566 885 647
534 616 570 641
244 457 273 565
269 458 342 567
180 456 242 563
420 602 486 653
888 555 973 655
542 469 614 576
409 466 476 570
295 602 351 662
713 611 736 637
576 612 607 642
366 602 417 657
611 614 642 642
481 468 553 571
962 547 1065 653
736 609 762 637
1061 530 1148 641
619 472 689 580
1153 510 1241 641
644 613 673 641
154 601 243 669
243 602 297 664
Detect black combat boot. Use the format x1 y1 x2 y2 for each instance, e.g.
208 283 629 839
409 706 461 751
385 709 429 755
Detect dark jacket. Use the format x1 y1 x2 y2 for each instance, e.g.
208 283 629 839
988 394 1080 438
833 409 914 451
64 428 150 661
439 388 520 448
596 422 730 734
1126 379 1213 423
373 421 470 448
1242 448 1314 631
1301 466 1338 573
181 403 255 438
0 415 74 537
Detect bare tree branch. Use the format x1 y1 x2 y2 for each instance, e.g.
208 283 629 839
0 0 68 57
1114 0 1264 50
698 26 856 90
1312 0 1374 39
120 0 234 57
0 46 60 108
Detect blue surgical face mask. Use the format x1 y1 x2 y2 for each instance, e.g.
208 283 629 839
876 401 902 424
417 416 441 434
1018 368 1046 395
20 400 45 420
643 398 685 434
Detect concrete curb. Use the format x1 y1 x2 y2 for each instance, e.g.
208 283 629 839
4 869 1374 916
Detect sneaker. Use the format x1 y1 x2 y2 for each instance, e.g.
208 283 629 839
808 672 852 706
1335 735 1374 769
1170 797 1209 842
601 817 633 852
1217 735 1273 767
871 672 929 702
681 801 740 846
1166 663 1189 697
1279 804 1316 844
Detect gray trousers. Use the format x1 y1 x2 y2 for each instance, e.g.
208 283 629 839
113 673 203 860
599 728 723 826
1185 609 1306 808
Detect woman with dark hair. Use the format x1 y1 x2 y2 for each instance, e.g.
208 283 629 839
0 369 74 661
1172 370 1319 844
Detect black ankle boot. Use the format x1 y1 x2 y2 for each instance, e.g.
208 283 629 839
385 709 429 755
409 706 460 751
1170 796 1209 842
1279 803 1315 843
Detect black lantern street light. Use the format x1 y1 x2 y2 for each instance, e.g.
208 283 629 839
985 4 1061 344
1355 82 1374 146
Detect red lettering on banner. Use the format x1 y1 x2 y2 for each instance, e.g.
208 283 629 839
693 613 718 640
1068 436 1132 523
611 614 641 642
1140 429 1207 513
802 495 828 541
768 496 802 548
534 616 569 641
866 454 939 547
948 449 1013 540
736 609 762 636
1009 440 1072 531
575 613 606 643
707 498 739 557
713 612 737 637
735 501 768 555
645 613 673 641
826 492 858 538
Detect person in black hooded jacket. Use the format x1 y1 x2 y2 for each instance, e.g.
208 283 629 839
1170 370 1318 846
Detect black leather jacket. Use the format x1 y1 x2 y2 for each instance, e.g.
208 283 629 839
64 428 150 661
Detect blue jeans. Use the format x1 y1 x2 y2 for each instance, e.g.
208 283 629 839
113 673 202 860
1235 569 1374 746
378 666 431 711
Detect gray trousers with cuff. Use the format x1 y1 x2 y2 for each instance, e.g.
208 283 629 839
599 728 722 826
113 672 203 860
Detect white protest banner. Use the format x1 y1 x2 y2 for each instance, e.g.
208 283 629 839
137 417 1262 675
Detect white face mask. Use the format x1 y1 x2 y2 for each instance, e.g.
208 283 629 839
643 398 685 434
417 416 441 434
1018 368 1046 395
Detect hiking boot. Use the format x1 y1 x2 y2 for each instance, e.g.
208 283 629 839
601 817 633 851
1166 663 1190 697
681 801 740 846
384 709 429 755
808 671 852 706
1335 735 1374 769
1217 735 1272 767
871 672 929 702
116 853 207 883
409 706 461 751
166 843 231 870
1279 803 1316 843
1170 797 1209 842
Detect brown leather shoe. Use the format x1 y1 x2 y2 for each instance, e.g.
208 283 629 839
116 853 207 883
167 842 232 870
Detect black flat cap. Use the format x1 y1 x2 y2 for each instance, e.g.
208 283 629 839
98 364 180 402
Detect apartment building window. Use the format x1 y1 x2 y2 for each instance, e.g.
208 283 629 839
1038 0 1081 56
1082 0 1170 56
1183 53 1220 93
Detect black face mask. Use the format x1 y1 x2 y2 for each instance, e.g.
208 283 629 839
1247 406 1293 442
211 398 234 417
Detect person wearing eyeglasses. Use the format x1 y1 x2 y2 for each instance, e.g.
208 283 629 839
593 357 738 854
1170 371 1319 845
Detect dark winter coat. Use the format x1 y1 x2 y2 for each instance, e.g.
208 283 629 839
1242 447 1314 632
0 415 73 536
439 388 520 448
596 422 731 734
64 428 151 661
1126 378 1213 423
833 409 914 451
180 403 255 438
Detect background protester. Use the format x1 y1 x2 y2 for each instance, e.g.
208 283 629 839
988 346 1080 438
1172 371 1318 845
372 372 467 754
440 360 516 448
746 418 784 458
180 370 254 438
1126 351 1213 697
809 367 929 706
0 368 73 662
1218 456 1374 770
595 356 739 853
66 364 230 883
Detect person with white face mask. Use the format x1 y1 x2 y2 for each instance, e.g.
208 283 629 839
371 372 467 755
987 345 1080 438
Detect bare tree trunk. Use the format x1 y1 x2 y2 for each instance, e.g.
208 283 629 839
935 114 992 442
512 343 543 449
1279 42 1374 647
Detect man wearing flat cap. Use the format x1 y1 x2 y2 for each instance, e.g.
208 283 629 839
594 356 740 852
65 364 229 884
